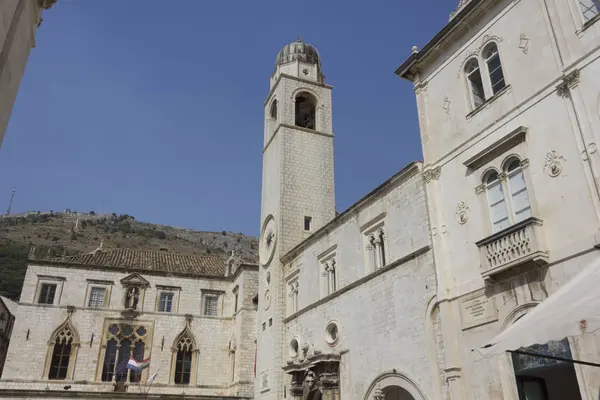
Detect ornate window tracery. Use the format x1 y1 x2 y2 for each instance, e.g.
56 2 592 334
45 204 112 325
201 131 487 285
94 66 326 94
100 323 149 383
43 316 80 381
170 317 198 385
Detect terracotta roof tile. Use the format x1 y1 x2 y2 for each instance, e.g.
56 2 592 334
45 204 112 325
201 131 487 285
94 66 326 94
36 248 226 278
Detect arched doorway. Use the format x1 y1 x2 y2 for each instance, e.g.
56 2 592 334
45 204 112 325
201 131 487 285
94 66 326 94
382 385 415 400
364 371 426 400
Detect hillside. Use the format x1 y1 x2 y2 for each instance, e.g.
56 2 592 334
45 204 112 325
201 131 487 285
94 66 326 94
0 211 258 300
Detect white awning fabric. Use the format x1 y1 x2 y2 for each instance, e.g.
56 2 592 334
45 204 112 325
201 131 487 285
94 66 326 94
478 256 600 358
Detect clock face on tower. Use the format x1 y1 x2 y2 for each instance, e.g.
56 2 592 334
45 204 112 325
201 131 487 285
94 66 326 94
259 215 277 267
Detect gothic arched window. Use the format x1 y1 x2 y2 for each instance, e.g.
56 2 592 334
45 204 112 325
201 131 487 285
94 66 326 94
171 320 198 385
294 92 316 130
43 317 80 381
99 323 149 383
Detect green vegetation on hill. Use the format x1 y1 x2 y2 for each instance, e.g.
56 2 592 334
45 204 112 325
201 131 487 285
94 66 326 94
0 211 258 301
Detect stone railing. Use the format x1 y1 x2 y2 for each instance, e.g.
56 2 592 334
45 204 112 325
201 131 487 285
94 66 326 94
476 217 548 280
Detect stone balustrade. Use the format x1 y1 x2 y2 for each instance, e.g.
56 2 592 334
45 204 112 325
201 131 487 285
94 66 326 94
476 217 548 281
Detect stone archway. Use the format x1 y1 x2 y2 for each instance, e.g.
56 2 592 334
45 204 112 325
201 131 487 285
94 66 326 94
364 371 427 400
382 385 416 400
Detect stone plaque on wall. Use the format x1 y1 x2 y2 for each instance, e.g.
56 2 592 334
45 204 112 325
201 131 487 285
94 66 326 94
459 289 498 330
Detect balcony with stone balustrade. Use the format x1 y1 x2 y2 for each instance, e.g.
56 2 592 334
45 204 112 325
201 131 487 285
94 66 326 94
475 217 549 281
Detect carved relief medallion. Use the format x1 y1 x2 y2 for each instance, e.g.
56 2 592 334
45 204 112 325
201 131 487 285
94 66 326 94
456 202 469 224
543 150 566 177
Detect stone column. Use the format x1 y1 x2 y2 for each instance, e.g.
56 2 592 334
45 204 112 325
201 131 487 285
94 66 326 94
288 370 305 400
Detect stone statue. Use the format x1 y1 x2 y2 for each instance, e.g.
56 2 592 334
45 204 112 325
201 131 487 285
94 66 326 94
302 371 322 400
126 287 139 310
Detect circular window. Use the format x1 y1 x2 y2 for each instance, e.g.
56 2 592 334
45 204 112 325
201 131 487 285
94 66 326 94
325 321 339 346
289 337 299 359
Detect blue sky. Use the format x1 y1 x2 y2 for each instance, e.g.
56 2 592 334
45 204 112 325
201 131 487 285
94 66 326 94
0 0 457 236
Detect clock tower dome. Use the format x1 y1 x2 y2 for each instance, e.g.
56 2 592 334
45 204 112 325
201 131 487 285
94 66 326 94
255 38 336 399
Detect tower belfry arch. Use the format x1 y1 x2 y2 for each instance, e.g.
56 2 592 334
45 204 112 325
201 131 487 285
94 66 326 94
256 37 336 400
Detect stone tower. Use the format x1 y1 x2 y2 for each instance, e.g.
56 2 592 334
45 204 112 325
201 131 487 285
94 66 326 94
256 38 335 399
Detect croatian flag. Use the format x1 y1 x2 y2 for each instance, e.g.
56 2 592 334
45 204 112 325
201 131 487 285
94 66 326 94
127 357 151 372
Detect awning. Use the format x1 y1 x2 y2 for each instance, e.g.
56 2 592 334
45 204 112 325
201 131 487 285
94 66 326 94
477 256 600 359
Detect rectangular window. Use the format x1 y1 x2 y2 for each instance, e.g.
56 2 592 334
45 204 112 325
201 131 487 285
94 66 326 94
88 287 106 308
268 318 272 327
579 0 600 21
304 216 312 231
158 292 174 312
38 283 57 304
204 296 219 316
234 292 239 313
468 66 485 108
508 170 532 222
487 180 510 232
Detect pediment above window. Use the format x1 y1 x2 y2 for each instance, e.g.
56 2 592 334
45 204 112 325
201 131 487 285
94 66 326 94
120 273 150 288
463 126 527 171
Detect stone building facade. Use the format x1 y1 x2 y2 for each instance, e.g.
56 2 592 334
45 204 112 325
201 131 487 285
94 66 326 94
0 297 16 378
255 39 438 400
0 0 55 147
396 0 600 399
0 246 258 399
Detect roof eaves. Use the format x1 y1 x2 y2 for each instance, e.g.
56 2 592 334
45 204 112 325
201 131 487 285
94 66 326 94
395 0 486 81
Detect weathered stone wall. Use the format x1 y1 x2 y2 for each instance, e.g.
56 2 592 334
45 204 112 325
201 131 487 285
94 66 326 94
405 0 600 398
1 263 258 397
282 165 437 399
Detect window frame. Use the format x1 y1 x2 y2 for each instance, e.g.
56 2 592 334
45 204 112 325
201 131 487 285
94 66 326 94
293 91 318 131
84 280 113 309
42 316 79 381
200 290 223 317
95 320 152 383
317 245 338 298
170 320 198 386
482 43 506 96
34 276 65 306
285 268 300 316
578 0 600 24
361 214 388 274
478 156 536 234
155 286 181 313
465 58 486 110
463 41 508 113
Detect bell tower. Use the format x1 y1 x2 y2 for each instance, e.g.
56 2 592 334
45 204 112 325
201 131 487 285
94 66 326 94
256 38 335 399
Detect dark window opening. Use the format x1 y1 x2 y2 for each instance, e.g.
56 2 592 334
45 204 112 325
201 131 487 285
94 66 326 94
174 349 192 384
465 59 485 108
270 100 277 120
295 93 316 130
38 283 57 305
48 340 72 380
304 216 312 231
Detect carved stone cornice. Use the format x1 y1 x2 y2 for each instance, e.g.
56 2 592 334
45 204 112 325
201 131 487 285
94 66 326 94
556 70 580 98
422 166 441 184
